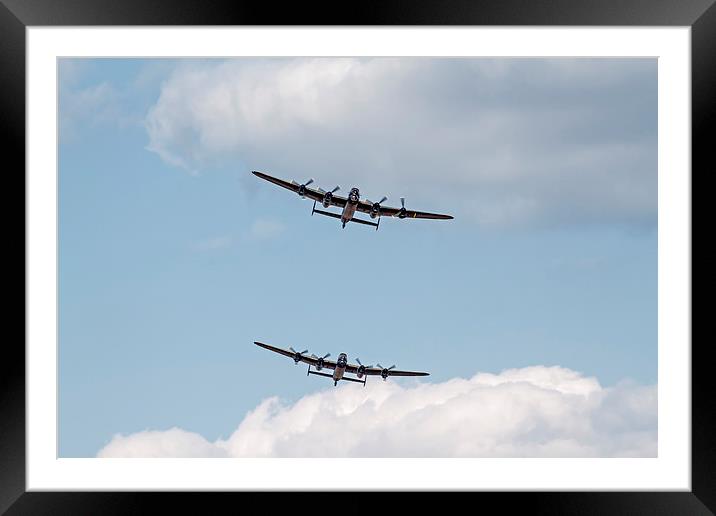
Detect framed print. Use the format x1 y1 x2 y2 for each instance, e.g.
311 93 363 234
6 0 710 513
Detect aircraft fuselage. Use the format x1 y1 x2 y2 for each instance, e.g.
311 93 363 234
340 188 360 227
333 353 348 384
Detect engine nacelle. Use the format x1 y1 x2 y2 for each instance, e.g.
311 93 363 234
295 179 314 198
322 193 332 208
316 357 325 371
369 197 386 219
356 365 366 378
290 348 309 365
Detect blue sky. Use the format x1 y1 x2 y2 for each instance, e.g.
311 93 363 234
59 58 657 457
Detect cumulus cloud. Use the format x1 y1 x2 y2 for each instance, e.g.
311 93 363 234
97 366 657 458
144 58 656 228
99 427 227 458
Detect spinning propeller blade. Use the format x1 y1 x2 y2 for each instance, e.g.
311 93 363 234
377 363 396 370
318 186 339 195
396 197 408 218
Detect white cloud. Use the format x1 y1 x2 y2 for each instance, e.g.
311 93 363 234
97 366 656 458
98 427 228 458
144 58 657 228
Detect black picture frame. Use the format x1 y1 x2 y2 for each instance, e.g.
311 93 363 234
5 0 709 513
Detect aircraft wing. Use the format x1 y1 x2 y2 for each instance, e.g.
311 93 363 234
378 369 430 377
252 170 348 208
355 200 453 220
345 363 430 377
254 341 337 369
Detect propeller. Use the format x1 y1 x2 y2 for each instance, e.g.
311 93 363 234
309 352 331 371
365 196 388 219
356 358 373 368
289 346 309 364
317 185 340 207
291 178 314 187
355 358 374 378
377 363 396 380
291 178 315 198
317 186 340 195
397 197 408 218
366 196 388 206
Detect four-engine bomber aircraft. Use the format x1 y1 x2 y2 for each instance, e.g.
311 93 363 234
252 170 453 230
254 341 429 386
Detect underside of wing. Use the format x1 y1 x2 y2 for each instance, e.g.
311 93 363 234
254 341 295 359
310 357 338 370
252 170 327 203
355 200 376 214
302 188 327 203
361 367 430 377
252 171 300 193
402 210 453 220
384 207 453 219
254 341 321 366
384 370 430 376
327 195 348 208
357 202 453 220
